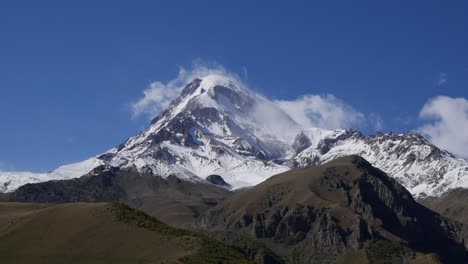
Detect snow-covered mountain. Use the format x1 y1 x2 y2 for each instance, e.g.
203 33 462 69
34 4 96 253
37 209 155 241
96 75 295 187
1 74 468 197
291 128 468 197
0 158 104 193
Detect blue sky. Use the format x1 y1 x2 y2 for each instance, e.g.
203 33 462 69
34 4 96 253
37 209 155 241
1 0 467 171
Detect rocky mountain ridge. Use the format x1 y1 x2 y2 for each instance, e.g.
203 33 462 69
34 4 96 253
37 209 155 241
1 74 468 198
198 155 468 263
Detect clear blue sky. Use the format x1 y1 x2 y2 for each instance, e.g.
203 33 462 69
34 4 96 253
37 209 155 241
1 0 467 171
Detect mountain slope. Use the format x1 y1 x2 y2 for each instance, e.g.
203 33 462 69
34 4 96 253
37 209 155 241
419 188 468 225
7 166 231 228
0 158 103 193
0 202 253 264
98 75 294 187
1 74 468 198
290 129 468 197
199 156 468 263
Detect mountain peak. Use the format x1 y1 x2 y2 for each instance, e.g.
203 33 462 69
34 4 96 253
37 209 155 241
199 74 244 90
98 75 295 187
151 75 254 126
178 75 247 100
2 77 468 198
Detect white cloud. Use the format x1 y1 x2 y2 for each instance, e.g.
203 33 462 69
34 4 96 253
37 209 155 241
131 81 180 119
418 96 468 158
275 94 366 130
131 61 242 118
131 62 380 133
250 98 303 140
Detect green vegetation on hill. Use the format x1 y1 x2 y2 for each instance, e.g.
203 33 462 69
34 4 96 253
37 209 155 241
365 240 441 264
0 202 252 264
111 202 253 263
200 156 467 263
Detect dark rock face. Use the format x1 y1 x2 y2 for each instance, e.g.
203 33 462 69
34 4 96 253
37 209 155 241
8 166 231 229
199 156 468 263
8 166 126 203
292 132 312 155
150 118 201 148
420 188 468 225
150 129 181 146
187 107 223 125
205 175 231 188
151 147 175 163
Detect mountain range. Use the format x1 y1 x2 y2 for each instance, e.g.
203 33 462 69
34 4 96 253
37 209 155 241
2 74 468 198
2 74 468 262
4 156 468 263
199 156 468 263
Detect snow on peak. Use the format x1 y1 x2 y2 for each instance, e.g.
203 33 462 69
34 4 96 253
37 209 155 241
83 75 298 188
2 76 468 198
0 158 104 193
291 130 468 197
200 74 245 92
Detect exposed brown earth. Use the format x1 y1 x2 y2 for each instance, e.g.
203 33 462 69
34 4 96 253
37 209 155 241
0 202 252 264
199 155 468 263
4 155 468 263
7 166 231 229
420 188 468 225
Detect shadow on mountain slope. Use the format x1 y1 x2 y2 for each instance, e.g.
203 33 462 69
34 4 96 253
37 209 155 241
199 155 468 263
7 167 231 229
0 202 254 264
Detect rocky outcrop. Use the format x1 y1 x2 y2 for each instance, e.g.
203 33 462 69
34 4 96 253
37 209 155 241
199 156 468 263
205 175 232 188
8 166 126 203
291 132 312 155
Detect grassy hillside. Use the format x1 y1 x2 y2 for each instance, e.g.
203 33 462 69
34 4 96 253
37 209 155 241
419 188 468 225
0 202 252 264
200 156 466 263
8 167 231 229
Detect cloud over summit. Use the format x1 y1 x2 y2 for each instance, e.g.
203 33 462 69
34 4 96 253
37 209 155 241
131 63 378 132
131 63 239 119
275 95 366 131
